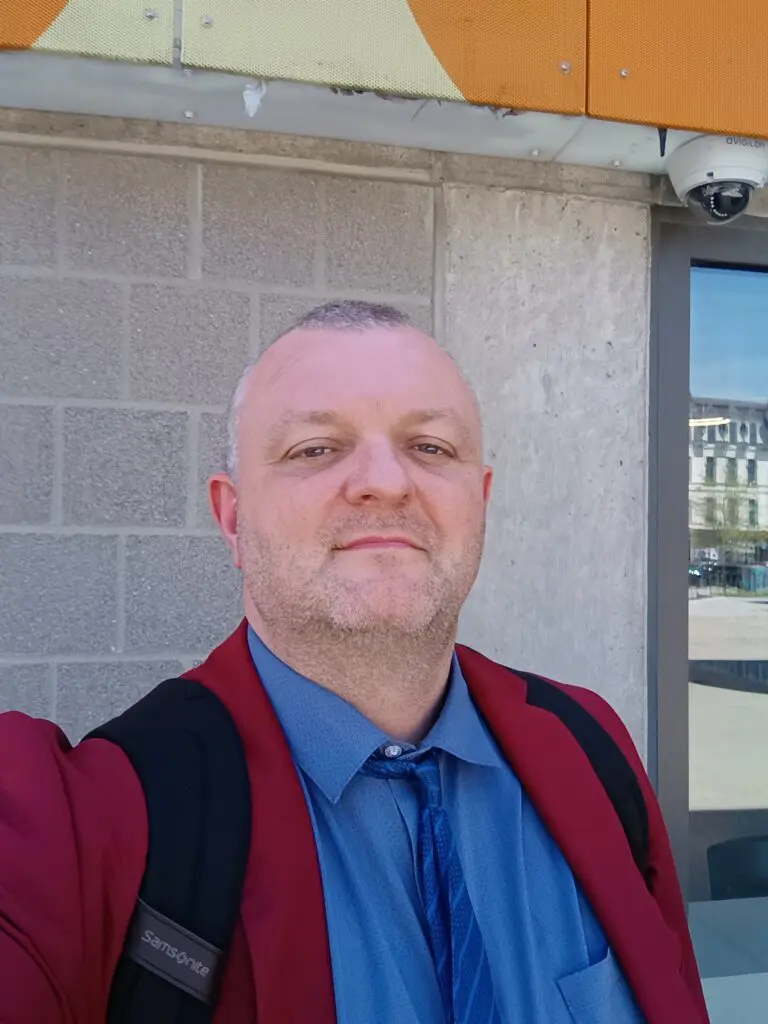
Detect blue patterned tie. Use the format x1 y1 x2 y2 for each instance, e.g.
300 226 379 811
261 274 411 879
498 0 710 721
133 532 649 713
363 751 502 1024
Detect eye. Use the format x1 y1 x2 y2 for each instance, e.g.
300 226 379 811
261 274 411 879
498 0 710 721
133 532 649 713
413 442 452 457
292 445 334 460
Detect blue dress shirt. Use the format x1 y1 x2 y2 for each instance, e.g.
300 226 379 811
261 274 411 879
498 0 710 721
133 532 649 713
248 628 644 1024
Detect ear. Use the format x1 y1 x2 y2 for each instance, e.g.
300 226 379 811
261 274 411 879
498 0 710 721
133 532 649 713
482 465 494 506
208 474 242 568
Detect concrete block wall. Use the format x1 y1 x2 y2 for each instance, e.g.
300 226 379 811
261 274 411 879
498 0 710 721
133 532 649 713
0 113 651 751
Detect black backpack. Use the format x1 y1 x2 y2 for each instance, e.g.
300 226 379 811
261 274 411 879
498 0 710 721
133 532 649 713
87 667 650 1023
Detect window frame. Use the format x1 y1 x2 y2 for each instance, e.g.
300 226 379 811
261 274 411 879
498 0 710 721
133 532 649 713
649 209 768 897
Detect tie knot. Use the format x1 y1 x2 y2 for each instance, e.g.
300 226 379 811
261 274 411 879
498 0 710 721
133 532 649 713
362 750 442 808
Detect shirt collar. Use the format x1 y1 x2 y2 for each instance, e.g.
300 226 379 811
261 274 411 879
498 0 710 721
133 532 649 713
248 626 504 804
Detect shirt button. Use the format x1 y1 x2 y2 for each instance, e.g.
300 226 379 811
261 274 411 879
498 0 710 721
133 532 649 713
383 744 403 758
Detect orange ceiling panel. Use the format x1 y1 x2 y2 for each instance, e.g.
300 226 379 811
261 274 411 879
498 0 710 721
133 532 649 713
588 0 768 137
0 1 70 48
407 0 587 113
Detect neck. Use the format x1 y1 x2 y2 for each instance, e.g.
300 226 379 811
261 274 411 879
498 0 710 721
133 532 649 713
247 615 456 744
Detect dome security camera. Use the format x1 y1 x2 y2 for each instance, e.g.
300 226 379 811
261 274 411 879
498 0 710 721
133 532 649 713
666 134 768 224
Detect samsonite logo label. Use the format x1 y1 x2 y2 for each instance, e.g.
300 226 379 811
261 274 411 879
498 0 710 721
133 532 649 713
141 928 211 977
127 899 221 1004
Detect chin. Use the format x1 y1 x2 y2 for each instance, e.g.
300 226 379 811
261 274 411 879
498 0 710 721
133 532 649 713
328 588 442 635
332 611 436 636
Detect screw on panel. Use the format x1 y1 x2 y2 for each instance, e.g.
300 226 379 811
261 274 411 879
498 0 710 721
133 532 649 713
143 9 160 20
620 68 629 78
560 62 571 73
201 15 214 27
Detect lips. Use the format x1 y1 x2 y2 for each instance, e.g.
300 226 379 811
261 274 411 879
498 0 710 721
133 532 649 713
338 536 421 551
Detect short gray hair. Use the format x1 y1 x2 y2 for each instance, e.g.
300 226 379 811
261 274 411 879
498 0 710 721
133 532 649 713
226 300 416 477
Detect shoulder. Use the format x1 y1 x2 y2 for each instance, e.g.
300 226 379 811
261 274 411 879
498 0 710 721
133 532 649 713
458 644 644 769
496 667 666 848
0 709 147 835
538 677 647 775
0 711 148 1016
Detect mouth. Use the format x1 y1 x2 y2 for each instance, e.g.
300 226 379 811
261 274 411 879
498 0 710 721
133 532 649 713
336 536 422 551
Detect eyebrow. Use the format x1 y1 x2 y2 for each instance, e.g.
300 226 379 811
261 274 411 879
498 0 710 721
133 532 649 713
264 410 345 447
398 408 476 449
401 408 471 434
265 407 472 449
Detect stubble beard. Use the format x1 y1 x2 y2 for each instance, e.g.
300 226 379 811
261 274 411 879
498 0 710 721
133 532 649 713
239 522 485 658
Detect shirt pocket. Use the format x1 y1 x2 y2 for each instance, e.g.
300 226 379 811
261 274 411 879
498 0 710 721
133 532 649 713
557 947 646 1024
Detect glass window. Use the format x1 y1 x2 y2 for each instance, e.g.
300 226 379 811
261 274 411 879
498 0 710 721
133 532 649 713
687 265 768 1013
705 496 716 527
725 496 739 527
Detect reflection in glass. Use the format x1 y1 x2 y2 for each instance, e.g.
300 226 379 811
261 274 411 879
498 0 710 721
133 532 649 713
687 266 768 1020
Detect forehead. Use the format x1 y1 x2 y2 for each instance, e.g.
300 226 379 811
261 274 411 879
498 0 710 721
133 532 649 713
246 327 475 424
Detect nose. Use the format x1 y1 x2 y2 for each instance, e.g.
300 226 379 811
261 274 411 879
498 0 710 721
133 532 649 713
344 438 413 505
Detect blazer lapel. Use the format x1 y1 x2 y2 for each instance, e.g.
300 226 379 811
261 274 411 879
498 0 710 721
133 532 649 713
458 646 702 1024
188 621 337 1024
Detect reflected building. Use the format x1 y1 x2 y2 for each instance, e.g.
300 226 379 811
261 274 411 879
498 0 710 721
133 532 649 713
689 396 768 570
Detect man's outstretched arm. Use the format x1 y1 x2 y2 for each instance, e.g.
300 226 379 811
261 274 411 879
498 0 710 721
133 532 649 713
0 713 147 1022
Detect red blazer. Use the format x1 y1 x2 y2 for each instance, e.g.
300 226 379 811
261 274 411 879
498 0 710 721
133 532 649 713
0 621 709 1023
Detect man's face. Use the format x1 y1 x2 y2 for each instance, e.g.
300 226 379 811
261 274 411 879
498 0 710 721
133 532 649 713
212 326 492 639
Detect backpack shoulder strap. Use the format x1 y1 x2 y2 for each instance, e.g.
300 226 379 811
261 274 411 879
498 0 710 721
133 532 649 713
512 669 651 884
86 677 251 1024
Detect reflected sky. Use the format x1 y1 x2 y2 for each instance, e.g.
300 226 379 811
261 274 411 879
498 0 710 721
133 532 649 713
691 266 768 402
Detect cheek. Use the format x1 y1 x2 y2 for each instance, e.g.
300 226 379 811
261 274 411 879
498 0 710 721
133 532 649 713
248 480 334 541
422 477 487 538
451 506 487 546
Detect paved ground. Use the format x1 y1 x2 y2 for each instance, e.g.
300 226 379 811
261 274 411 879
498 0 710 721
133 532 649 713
689 595 768 660
690 682 768 811
688 596 768 811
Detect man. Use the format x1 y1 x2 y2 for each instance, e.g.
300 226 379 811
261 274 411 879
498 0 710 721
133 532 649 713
0 300 708 1023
